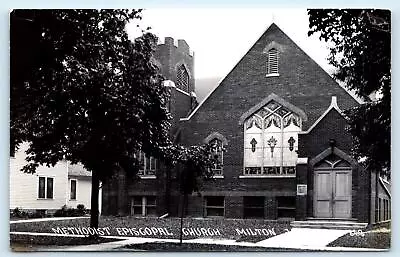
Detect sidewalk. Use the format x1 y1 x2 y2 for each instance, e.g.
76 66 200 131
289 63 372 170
256 228 350 249
10 229 388 251
10 216 89 224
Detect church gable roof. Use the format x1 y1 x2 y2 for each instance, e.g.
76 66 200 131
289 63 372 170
182 23 359 131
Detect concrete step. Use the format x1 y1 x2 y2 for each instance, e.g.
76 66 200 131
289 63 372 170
291 220 368 230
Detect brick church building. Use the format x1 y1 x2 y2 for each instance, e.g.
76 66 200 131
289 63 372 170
101 23 391 224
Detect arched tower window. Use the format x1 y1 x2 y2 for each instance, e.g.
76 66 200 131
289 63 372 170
267 48 279 75
176 64 189 92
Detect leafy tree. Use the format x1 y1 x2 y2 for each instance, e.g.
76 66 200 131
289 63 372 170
308 9 391 174
10 9 217 228
175 144 218 244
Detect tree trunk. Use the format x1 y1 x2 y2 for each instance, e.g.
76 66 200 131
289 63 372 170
179 193 187 244
165 165 171 215
90 169 100 228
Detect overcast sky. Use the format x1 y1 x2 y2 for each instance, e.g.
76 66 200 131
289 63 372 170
126 8 334 79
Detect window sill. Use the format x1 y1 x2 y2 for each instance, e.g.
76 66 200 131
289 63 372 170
140 175 157 179
265 73 280 77
37 198 54 200
239 175 295 178
212 175 224 179
69 199 77 201
175 87 190 96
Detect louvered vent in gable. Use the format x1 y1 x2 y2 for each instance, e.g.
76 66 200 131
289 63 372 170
176 65 189 92
267 48 279 75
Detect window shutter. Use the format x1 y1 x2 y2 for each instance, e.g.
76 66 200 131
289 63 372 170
267 48 279 74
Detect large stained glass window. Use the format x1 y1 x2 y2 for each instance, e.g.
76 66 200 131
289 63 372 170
244 100 301 176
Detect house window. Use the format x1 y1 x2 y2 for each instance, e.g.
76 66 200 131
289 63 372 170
204 196 225 217
176 64 189 92
378 198 382 221
209 139 223 176
38 177 54 199
131 196 157 216
386 199 389 220
243 197 264 219
70 179 77 200
267 48 279 75
375 198 380 223
244 100 301 176
137 151 157 176
277 196 296 218
383 199 390 221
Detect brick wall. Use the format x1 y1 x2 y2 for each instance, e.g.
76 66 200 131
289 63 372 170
354 166 371 222
298 110 353 158
298 108 371 222
265 197 277 219
154 37 195 93
225 196 243 218
102 24 371 221
173 24 360 220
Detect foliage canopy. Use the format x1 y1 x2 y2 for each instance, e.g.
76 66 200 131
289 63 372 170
11 9 217 227
308 9 391 173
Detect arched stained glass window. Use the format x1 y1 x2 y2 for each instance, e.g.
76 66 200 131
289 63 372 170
244 100 301 176
209 138 224 176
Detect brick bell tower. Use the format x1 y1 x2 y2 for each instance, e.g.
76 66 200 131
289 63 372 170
101 37 197 217
153 37 197 136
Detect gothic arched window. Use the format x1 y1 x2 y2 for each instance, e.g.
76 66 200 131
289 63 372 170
209 138 224 176
244 100 301 176
176 64 189 92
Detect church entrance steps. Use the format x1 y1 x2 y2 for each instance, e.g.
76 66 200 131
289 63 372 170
291 220 368 230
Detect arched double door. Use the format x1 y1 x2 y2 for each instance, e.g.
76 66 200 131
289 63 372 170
313 154 352 219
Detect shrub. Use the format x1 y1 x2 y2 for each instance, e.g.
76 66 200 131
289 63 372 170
54 205 86 217
12 207 26 218
76 204 86 216
28 210 46 218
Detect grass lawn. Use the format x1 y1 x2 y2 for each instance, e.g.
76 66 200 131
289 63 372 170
10 234 123 251
124 242 270 251
10 216 291 243
122 242 327 252
327 221 391 249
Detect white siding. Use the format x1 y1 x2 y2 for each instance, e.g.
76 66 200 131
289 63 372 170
10 143 68 210
67 177 91 209
67 178 102 214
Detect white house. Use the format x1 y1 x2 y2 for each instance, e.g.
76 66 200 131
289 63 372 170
9 142 100 215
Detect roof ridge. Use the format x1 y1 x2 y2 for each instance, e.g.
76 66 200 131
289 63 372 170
181 22 360 123
181 22 277 122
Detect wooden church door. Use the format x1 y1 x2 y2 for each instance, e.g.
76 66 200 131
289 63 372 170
314 155 352 219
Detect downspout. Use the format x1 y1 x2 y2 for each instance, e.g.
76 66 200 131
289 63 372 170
375 169 379 223
367 166 372 224
66 161 69 207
